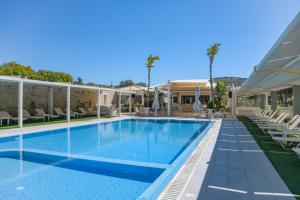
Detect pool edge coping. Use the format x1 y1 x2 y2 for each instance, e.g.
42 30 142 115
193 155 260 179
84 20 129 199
156 119 222 200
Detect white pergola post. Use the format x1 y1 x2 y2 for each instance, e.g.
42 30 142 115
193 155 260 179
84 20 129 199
97 89 101 119
118 91 122 116
129 94 132 115
67 86 71 122
167 80 171 117
18 81 24 128
141 92 145 106
48 88 54 115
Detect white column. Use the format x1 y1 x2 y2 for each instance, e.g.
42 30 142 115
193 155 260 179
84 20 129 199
97 89 101 118
141 92 145 106
48 88 54 115
293 85 300 115
167 80 171 117
265 92 269 108
118 91 121 116
129 94 132 115
67 86 71 122
18 81 23 128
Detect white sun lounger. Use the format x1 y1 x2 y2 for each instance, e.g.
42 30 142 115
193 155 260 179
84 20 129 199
268 115 300 136
0 111 20 125
35 109 59 121
292 143 300 158
23 109 45 121
272 136 300 149
256 112 289 130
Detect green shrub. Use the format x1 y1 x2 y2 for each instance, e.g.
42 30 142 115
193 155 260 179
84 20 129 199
0 61 73 82
207 101 214 109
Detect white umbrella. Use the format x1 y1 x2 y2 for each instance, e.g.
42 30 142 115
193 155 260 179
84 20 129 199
152 87 160 116
193 87 201 113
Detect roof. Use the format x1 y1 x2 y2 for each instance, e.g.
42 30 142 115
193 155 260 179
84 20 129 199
0 75 135 94
119 85 153 92
239 12 300 95
154 79 216 91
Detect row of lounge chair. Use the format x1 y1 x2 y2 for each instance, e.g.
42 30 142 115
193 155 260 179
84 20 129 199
246 108 300 158
0 107 100 126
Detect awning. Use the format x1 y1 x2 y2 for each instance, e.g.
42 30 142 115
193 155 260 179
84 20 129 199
239 12 300 95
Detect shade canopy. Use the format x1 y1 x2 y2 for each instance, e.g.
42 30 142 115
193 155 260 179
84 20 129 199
239 12 300 95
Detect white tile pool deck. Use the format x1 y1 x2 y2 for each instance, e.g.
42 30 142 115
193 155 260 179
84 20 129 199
180 119 296 200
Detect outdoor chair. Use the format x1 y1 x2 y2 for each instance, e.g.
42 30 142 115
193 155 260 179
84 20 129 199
135 107 140 116
139 107 149 117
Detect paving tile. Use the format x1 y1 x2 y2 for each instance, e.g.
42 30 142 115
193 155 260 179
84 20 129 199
196 119 296 200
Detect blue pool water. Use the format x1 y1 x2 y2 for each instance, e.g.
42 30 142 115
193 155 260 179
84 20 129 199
0 119 211 200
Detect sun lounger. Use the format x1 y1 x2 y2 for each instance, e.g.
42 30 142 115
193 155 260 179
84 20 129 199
64 109 81 118
272 136 300 149
23 109 45 121
256 112 289 132
78 107 92 116
35 109 59 121
253 110 279 123
268 115 300 136
292 143 300 158
256 112 287 125
0 111 19 125
86 108 97 115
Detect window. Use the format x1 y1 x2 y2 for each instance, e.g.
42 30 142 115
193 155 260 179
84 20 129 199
181 96 194 104
181 95 210 104
277 88 293 107
200 95 210 104
173 96 178 104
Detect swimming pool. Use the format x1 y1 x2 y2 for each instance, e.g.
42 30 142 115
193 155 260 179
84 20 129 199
0 118 212 200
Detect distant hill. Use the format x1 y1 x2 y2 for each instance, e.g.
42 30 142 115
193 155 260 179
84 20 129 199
214 76 247 87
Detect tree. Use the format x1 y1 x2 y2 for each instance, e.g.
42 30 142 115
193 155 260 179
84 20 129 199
146 55 160 106
215 80 227 109
135 82 147 87
73 77 83 85
118 80 134 87
0 61 73 82
207 43 221 108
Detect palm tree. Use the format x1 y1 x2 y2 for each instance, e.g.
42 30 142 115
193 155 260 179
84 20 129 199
146 55 160 106
207 43 221 108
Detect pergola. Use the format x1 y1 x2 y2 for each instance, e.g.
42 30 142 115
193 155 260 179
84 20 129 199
0 76 135 128
238 12 300 114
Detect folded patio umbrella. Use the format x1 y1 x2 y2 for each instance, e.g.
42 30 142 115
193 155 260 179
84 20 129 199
193 87 201 113
152 87 160 112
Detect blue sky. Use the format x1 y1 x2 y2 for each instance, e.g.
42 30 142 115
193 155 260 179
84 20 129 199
0 0 300 85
